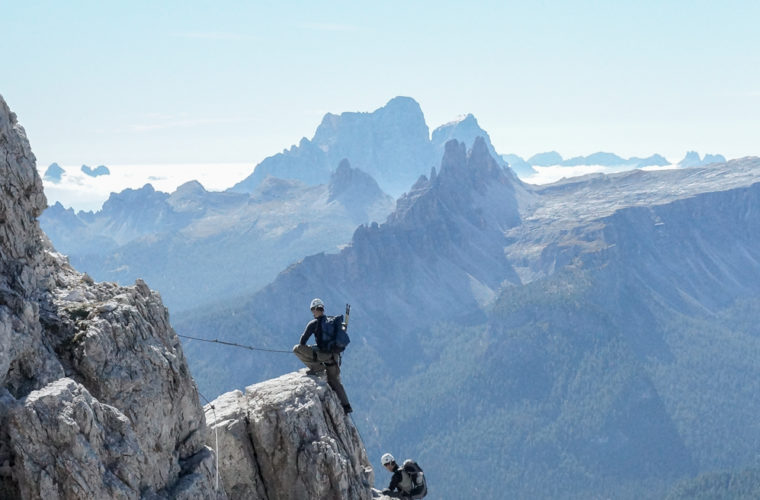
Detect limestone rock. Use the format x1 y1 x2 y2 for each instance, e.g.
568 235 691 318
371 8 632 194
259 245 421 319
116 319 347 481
7 378 145 499
206 370 374 500
0 93 223 498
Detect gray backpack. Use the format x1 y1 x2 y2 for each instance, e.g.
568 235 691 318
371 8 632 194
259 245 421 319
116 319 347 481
400 459 427 499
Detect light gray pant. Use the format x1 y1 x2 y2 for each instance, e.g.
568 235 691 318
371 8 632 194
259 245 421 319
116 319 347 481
293 344 350 407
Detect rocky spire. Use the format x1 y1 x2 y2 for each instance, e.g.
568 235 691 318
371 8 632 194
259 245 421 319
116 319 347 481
205 371 378 499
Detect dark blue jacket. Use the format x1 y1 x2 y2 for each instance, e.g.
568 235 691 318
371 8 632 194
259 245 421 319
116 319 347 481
299 316 326 350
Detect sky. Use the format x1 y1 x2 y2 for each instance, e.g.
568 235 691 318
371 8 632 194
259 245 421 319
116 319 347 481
3 1 760 192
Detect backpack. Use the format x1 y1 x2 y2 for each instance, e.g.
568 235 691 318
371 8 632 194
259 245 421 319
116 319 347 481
400 459 427 499
321 315 350 353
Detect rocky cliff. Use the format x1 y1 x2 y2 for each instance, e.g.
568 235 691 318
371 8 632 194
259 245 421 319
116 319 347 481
0 94 222 498
205 370 385 500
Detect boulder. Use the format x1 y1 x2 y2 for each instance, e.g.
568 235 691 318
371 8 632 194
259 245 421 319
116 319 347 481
206 370 374 500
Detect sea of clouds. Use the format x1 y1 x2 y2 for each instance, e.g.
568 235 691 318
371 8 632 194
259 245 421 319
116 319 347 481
40 163 254 211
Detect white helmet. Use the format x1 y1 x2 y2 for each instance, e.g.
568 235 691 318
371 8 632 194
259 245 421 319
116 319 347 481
310 298 325 310
381 453 395 465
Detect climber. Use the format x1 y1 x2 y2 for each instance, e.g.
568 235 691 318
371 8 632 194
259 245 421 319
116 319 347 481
293 298 353 414
380 453 427 499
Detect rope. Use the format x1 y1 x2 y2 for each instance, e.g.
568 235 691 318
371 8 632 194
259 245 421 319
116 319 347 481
349 413 376 489
178 333 292 354
349 413 370 453
198 391 220 492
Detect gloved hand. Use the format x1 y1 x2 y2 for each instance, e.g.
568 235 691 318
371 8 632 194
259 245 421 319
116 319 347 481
381 488 391 495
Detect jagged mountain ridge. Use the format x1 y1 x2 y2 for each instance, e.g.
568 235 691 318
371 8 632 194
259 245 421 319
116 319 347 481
508 150 723 172
230 96 432 197
40 160 394 313
229 96 506 197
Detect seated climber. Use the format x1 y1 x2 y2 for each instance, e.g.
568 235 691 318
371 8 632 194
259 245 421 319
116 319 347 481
381 453 427 499
293 298 353 414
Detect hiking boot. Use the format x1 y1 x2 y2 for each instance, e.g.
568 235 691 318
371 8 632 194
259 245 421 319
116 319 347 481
343 404 353 414
305 368 325 376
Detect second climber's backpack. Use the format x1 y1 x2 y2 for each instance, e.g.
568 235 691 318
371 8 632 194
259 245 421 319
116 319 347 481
400 459 427 499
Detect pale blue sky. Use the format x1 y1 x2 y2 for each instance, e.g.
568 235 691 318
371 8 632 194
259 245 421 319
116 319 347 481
3 0 759 170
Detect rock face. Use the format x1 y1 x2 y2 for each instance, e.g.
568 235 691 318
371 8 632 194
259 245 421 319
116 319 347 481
205 371 376 500
0 94 221 498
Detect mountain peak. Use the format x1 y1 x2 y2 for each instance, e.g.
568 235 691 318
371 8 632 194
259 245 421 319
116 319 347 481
678 151 726 168
174 179 207 195
44 162 65 183
679 151 702 167
383 95 422 112
392 138 523 229
440 112 478 128
528 151 563 166
328 158 389 209
437 137 503 191
231 97 431 196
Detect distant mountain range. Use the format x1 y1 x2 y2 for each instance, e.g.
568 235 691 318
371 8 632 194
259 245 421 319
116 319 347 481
39 95 729 198
504 150 726 177
40 160 394 313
